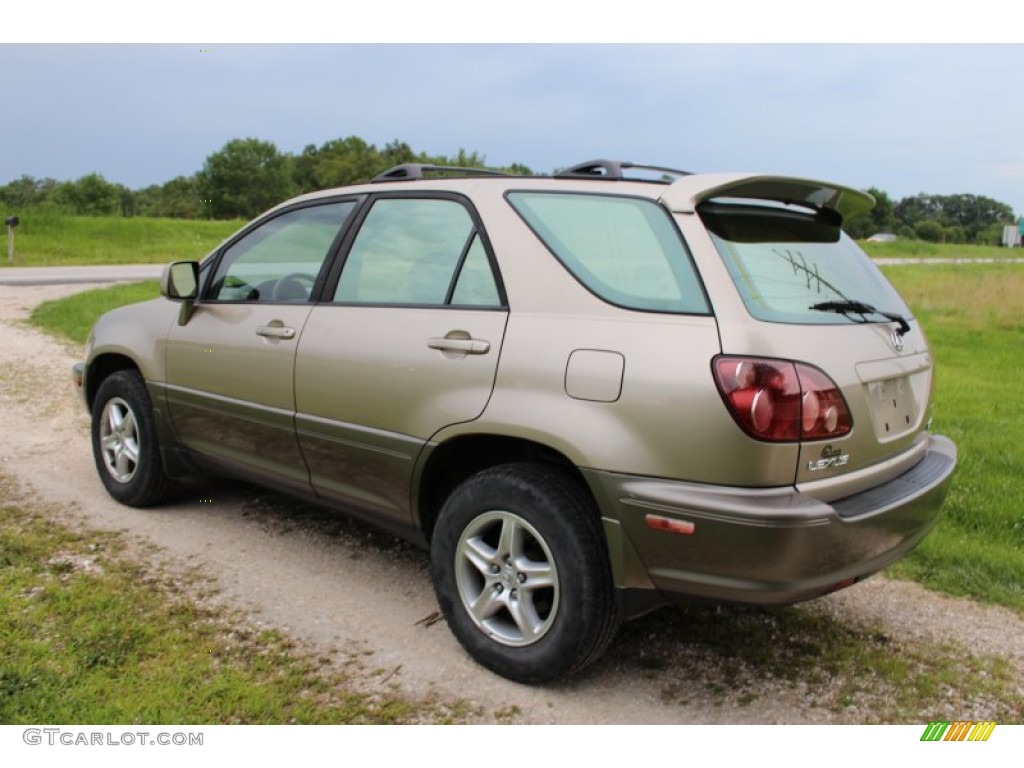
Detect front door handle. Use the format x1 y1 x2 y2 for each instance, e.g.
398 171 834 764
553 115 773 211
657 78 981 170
256 325 296 339
428 337 490 354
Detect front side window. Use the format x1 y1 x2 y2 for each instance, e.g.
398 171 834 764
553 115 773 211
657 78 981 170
699 202 912 325
333 197 502 307
507 192 709 314
209 201 356 302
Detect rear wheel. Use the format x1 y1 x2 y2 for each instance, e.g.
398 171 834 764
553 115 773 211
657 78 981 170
91 370 174 507
430 464 619 683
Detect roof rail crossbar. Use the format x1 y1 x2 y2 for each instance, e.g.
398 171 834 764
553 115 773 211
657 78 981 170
555 159 693 182
372 164 510 182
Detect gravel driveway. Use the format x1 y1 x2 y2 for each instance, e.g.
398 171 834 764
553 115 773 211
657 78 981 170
2 283 1021 724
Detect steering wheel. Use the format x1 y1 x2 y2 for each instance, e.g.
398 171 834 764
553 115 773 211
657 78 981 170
271 272 316 301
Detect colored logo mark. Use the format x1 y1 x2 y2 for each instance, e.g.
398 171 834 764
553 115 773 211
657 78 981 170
920 721 996 742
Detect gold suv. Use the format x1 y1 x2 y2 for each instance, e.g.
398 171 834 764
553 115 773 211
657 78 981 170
75 160 957 683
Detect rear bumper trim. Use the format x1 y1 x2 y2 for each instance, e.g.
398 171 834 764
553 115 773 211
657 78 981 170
585 434 957 606
831 443 955 519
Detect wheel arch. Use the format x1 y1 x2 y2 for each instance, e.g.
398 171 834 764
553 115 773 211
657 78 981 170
85 353 141 410
415 434 593 541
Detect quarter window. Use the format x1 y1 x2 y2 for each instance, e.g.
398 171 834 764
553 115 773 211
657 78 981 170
507 192 708 314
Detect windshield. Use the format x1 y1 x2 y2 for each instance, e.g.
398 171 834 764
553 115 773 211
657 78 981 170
700 202 912 326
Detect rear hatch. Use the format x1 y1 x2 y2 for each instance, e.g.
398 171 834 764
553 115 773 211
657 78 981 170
665 177 934 498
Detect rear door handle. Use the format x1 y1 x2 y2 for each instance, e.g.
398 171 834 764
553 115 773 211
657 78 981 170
427 337 490 354
256 325 296 339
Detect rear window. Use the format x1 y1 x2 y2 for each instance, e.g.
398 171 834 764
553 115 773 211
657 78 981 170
507 192 709 314
699 202 912 325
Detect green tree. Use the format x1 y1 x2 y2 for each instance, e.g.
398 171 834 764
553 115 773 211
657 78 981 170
136 176 206 219
0 175 59 209
944 225 966 244
426 148 488 168
895 194 941 230
844 186 896 239
380 139 418 167
914 220 945 243
308 136 382 189
896 192 1014 244
289 136 395 192
198 138 294 219
162 176 206 219
938 194 1014 242
504 162 534 176
49 173 122 215
292 144 321 193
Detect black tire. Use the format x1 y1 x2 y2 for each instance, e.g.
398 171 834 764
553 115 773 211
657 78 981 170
91 370 175 507
430 463 619 684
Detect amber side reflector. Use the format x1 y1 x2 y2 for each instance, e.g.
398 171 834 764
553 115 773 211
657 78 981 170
825 577 857 594
644 514 695 535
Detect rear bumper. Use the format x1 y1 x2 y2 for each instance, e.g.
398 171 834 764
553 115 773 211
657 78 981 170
585 434 956 612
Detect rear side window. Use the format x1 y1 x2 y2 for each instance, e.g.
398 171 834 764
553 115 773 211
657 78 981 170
333 198 502 307
700 203 912 325
507 192 709 314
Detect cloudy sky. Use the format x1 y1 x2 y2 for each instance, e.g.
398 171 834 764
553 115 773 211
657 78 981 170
3 10 1023 215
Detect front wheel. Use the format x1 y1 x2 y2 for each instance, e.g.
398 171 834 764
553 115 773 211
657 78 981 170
430 464 619 683
91 370 174 507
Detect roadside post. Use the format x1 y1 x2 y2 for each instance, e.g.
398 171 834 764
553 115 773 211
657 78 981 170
5 215 18 262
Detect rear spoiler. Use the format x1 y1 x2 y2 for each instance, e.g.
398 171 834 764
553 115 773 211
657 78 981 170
660 174 875 223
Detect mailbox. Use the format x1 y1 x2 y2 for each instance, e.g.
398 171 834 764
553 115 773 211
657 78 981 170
5 216 19 227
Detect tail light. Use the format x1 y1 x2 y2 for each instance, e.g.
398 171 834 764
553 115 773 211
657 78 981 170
712 356 852 442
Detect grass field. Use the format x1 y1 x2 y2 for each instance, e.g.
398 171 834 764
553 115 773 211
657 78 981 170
881 264 1024 609
861 240 1022 260
30 281 160 345
1 213 245 267
0 474 452 724
28 264 1024 615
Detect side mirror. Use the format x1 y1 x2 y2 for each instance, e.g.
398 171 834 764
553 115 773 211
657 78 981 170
161 261 200 325
160 261 199 301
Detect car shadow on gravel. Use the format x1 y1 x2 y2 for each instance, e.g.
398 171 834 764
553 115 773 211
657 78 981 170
159 476 424 564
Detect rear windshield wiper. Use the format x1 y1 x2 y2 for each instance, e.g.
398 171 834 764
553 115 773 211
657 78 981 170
809 300 911 335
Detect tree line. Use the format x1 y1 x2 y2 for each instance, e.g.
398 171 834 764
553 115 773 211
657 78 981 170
0 136 1016 245
841 186 1016 245
0 137 531 222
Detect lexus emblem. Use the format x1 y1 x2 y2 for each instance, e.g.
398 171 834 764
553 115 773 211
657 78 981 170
890 329 905 352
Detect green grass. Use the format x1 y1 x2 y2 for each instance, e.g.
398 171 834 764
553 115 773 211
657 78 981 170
0 474 457 724
861 240 1021 260
882 265 1024 610
1 213 244 267
29 281 160 345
